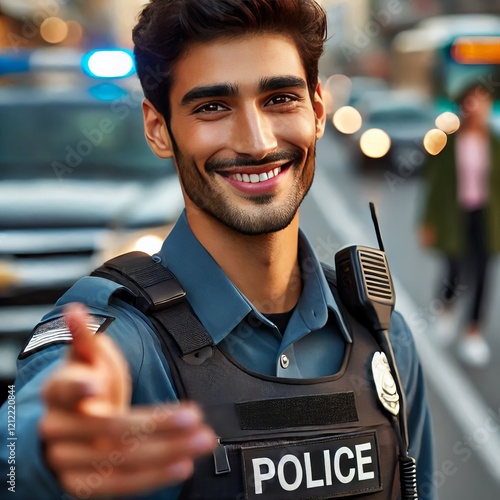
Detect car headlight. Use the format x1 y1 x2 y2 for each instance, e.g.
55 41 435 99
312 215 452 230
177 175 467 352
132 234 165 255
0 261 20 293
96 224 173 265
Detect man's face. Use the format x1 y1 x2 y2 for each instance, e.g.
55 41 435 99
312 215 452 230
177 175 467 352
160 34 325 235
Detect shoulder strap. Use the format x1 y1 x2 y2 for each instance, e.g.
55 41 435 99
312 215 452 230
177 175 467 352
92 252 185 311
92 252 213 361
92 254 341 362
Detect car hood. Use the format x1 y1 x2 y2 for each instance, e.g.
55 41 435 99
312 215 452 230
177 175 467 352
0 177 184 229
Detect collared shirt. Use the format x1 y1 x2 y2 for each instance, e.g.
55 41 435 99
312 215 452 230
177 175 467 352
0 211 435 500
159 211 351 379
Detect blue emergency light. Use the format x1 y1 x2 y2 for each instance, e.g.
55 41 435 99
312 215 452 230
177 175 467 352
81 49 136 79
0 48 136 79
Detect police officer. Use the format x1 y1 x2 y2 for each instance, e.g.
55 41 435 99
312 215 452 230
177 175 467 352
0 1 434 498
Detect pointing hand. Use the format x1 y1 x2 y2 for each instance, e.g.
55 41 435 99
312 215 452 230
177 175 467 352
40 303 216 498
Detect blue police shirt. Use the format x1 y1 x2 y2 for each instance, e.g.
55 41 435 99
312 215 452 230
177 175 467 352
0 211 435 499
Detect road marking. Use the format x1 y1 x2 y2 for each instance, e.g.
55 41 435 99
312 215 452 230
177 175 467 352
311 168 500 484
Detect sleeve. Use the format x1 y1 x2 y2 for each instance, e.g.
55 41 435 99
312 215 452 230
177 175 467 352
0 279 183 500
0 345 66 499
389 311 435 500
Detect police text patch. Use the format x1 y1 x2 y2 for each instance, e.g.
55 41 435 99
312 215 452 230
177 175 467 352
19 315 114 359
242 432 381 499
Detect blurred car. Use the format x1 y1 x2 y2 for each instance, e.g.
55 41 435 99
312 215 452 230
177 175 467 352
0 49 183 399
348 76 389 108
347 90 437 174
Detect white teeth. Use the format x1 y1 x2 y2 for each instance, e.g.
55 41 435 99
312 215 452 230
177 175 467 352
229 166 283 183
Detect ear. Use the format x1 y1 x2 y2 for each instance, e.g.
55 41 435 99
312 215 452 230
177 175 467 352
142 99 174 158
312 81 327 140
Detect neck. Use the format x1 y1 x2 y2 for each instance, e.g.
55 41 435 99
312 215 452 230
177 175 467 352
186 207 302 314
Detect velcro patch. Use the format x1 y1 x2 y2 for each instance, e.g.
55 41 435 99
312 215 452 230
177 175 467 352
237 392 358 430
19 314 114 359
242 432 381 499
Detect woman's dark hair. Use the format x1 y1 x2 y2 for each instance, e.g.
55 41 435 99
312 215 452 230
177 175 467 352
132 0 327 123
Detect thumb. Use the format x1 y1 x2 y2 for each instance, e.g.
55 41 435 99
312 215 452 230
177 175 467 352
64 302 98 365
64 303 132 415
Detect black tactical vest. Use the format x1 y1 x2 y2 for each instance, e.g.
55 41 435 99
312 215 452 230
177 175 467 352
93 253 402 500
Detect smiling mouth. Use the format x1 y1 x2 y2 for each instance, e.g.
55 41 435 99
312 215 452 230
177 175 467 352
219 163 291 184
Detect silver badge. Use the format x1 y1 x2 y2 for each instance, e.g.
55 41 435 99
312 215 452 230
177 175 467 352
371 351 400 416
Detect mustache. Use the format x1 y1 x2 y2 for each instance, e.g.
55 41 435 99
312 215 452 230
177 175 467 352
205 150 303 173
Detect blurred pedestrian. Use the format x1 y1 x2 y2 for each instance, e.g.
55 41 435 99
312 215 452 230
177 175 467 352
420 83 500 366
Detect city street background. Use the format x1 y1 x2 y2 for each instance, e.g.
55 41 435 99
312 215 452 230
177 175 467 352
2 0 500 498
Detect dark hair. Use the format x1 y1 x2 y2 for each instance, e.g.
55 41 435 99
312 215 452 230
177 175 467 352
451 82 493 122
132 0 327 123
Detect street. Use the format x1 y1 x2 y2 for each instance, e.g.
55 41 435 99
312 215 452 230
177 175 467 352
303 123 500 499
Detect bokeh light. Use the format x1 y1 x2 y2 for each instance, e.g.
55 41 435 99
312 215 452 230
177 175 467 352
40 17 69 45
333 106 363 134
360 129 391 158
324 74 352 114
133 235 164 255
435 112 460 134
423 129 448 155
64 20 84 46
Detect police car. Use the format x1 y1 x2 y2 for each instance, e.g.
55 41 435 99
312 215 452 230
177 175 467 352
0 48 183 398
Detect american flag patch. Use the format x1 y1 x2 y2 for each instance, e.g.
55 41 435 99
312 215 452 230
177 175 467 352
19 314 114 359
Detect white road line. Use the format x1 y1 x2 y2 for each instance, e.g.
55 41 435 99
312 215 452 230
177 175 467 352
311 168 500 484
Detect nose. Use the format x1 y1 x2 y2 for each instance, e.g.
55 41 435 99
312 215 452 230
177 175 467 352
231 104 278 160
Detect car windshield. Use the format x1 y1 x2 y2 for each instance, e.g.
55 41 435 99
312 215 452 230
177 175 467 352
0 102 173 181
369 107 432 126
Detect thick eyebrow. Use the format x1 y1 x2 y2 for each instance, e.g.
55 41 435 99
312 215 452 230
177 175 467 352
258 75 307 93
180 76 307 106
180 83 238 106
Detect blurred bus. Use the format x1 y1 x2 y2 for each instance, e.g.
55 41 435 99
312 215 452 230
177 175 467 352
391 14 500 128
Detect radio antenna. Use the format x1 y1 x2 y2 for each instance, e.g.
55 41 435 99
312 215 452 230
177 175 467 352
370 202 385 252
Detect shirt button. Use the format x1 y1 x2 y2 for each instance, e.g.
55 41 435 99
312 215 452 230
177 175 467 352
280 354 290 369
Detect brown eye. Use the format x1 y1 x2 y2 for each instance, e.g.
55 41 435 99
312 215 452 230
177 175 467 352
195 103 228 113
266 94 299 106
